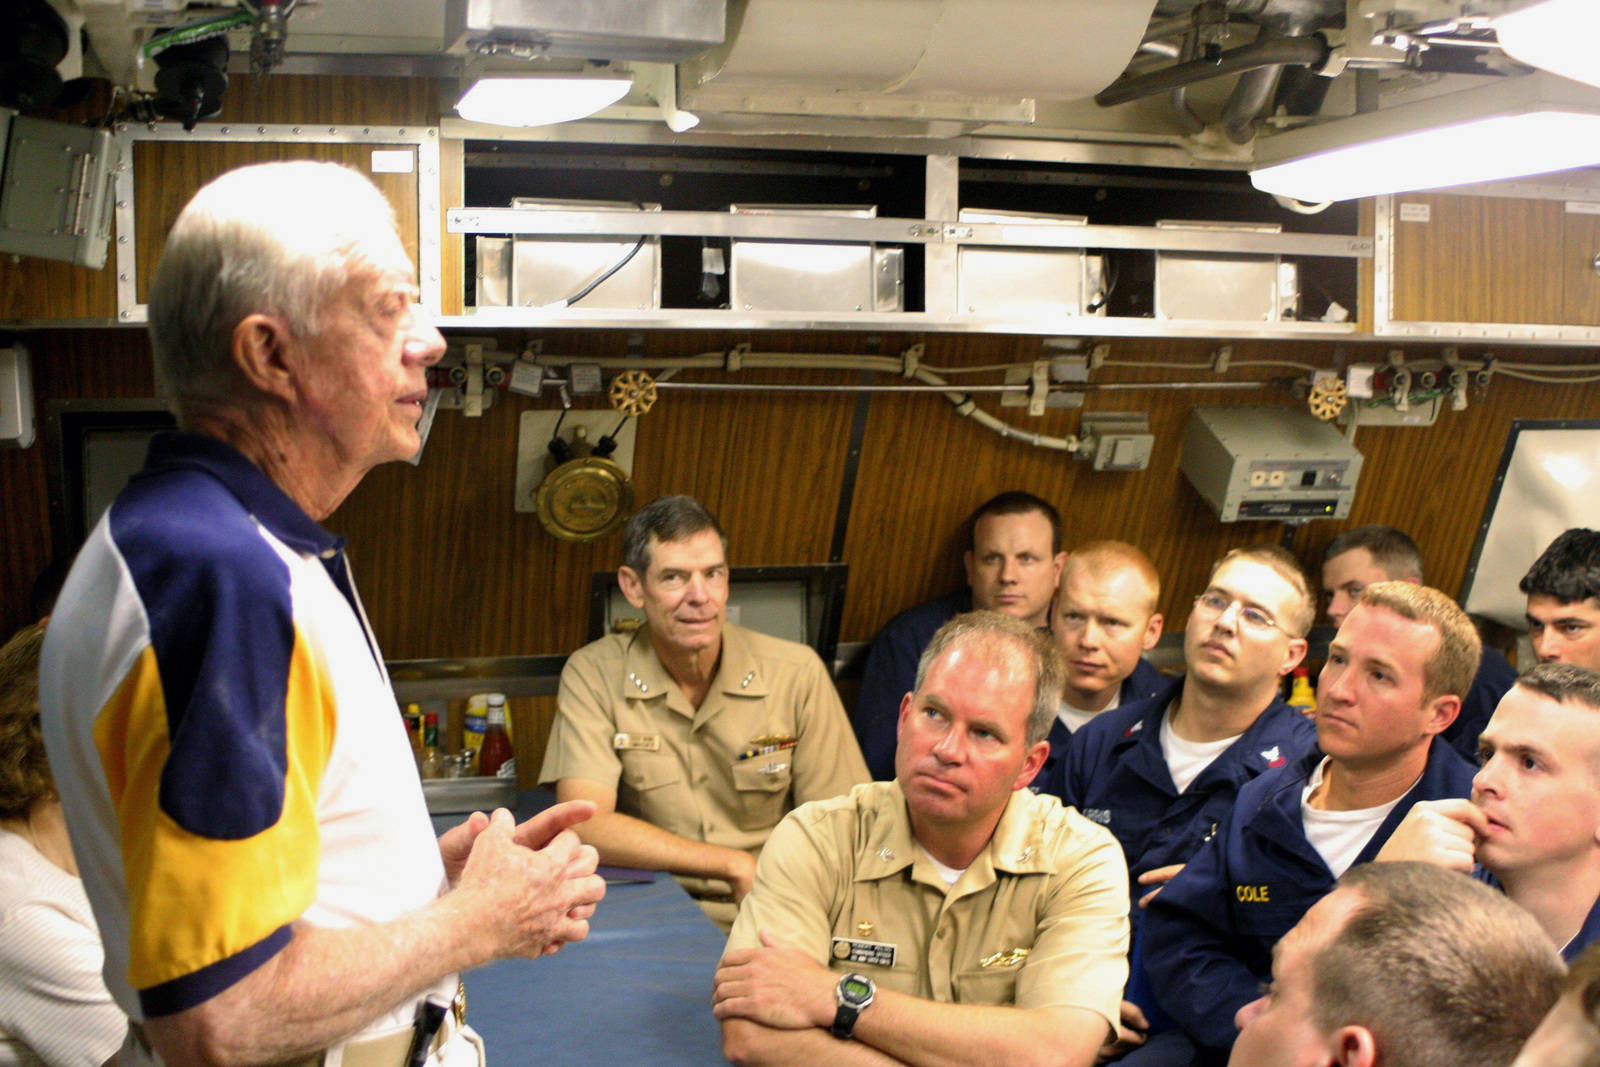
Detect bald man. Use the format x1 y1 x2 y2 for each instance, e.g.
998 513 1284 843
1035 542 1167 795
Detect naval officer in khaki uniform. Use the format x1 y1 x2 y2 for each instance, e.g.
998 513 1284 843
540 495 868 929
714 612 1129 1067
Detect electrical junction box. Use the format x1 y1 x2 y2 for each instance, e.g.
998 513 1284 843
0 113 120 269
1181 406 1361 522
1081 412 1152 471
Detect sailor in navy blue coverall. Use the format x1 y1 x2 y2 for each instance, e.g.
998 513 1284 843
1051 673 1314 1054
1382 666 1600 965
1046 546 1322 1061
1036 543 1171 792
1142 584 1484 1064
1035 658 1167 797
1142 736 1475 1059
1319 526 1516 763
853 493 1066 779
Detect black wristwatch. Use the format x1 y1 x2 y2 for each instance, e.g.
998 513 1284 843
831 973 876 1039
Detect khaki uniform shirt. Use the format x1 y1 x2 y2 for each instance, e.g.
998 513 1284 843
540 623 869 926
725 782 1129 1032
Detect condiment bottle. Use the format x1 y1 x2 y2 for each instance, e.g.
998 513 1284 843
477 694 515 779
420 712 444 780
1287 666 1316 717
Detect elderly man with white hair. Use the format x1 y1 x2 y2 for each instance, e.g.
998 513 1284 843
41 162 605 1067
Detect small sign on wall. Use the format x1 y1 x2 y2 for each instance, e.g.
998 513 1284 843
370 149 414 174
1397 202 1431 223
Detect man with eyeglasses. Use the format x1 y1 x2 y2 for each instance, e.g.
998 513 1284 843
1320 524 1515 761
1139 582 1480 1066
1051 545 1317 1062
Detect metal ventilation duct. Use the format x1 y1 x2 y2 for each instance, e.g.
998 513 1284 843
445 0 726 62
690 0 1158 102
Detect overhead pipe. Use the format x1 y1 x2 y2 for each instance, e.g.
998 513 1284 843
1220 61 1286 143
1136 36 1206 135
1094 32 1328 109
1170 32 1208 139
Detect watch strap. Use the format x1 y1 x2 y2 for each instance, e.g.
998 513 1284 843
830 1002 861 1040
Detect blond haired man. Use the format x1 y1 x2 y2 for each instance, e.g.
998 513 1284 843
1141 582 1481 1064
715 613 1129 1067
1054 545 1317 1059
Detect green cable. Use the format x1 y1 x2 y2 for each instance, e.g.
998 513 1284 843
142 11 255 60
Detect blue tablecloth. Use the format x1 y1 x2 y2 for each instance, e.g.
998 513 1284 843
435 794 728 1064
465 873 729 1065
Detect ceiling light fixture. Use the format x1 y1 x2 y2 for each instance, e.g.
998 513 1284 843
455 64 633 127
1494 0 1600 90
1249 72 1600 202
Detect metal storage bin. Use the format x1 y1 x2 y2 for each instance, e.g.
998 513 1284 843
1154 220 1300 322
956 208 1102 317
474 198 662 311
728 204 903 313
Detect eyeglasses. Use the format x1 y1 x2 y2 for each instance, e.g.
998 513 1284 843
1193 590 1287 635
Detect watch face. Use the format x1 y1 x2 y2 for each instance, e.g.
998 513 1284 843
840 975 873 1005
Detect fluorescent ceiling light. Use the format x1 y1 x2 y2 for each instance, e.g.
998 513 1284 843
456 73 633 127
1250 72 1600 202
1495 0 1600 90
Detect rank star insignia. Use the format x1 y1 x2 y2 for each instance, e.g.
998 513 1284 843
857 921 874 938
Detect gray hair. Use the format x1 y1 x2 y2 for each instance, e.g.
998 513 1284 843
147 161 405 423
1312 862 1564 1067
621 495 727 577
913 611 1065 746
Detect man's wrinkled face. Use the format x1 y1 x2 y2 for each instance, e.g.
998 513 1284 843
964 511 1064 628
1229 889 1363 1067
1473 685 1600 881
293 242 445 475
1321 547 1395 629
619 529 729 658
1050 561 1161 712
1526 594 1600 671
895 640 1048 835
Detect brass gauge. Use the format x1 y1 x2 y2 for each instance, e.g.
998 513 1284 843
534 456 634 542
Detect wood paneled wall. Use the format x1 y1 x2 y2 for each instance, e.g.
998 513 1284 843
7 328 1598 658
6 74 1600 782
130 141 423 305
0 75 439 322
1390 193 1600 326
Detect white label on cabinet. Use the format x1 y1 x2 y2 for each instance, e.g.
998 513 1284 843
1566 201 1600 215
1398 202 1431 223
370 150 414 174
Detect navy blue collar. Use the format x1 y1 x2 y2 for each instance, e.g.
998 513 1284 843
141 432 344 558
1567 891 1600 963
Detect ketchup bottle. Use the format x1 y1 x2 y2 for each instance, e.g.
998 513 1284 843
478 694 515 779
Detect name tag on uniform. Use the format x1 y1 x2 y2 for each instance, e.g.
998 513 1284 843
831 937 896 968
613 732 661 751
